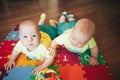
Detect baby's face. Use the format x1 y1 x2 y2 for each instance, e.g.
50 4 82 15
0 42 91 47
69 32 89 48
69 18 95 48
19 24 40 51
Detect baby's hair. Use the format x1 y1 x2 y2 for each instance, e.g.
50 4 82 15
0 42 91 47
19 20 39 32
73 18 95 38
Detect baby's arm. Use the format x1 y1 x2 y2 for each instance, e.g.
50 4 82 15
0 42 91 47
89 45 99 66
33 57 55 75
48 39 58 57
4 50 20 71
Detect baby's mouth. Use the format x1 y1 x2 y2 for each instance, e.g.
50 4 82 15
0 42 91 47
28 43 33 46
29 44 33 46
27 45 36 51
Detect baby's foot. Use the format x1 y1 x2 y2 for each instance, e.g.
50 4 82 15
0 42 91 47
66 14 74 18
40 13 46 20
62 11 67 17
38 13 46 25
49 19 58 27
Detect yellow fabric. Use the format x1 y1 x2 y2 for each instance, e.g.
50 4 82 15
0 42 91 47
40 31 51 48
55 29 97 53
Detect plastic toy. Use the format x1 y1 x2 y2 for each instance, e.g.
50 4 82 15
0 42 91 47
30 68 61 80
37 68 61 80
30 64 61 80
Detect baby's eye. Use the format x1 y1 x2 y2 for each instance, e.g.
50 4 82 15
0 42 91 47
23 36 27 38
32 35 36 37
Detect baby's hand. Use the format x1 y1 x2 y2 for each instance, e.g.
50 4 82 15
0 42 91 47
89 56 99 66
48 47 56 57
33 66 43 75
4 60 15 71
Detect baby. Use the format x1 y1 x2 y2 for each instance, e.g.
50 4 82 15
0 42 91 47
49 17 99 66
4 19 55 75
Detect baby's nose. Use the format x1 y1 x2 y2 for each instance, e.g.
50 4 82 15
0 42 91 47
28 37 33 41
73 42 78 46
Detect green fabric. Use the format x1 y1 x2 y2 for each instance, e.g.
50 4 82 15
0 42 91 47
38 25 58 40
57 20 77 35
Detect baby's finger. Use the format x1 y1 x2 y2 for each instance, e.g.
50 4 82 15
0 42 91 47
32 70 35 75
89 58 93 65
34 71 38 76
6 66 9 72
92 61 99 66
4 64 7 70
13 63 15 67
53 52 56 57
89 59 95 66
95 61 99 65
92 62 96 66
90 61 95 66
50 51 55 56
9 65 12 70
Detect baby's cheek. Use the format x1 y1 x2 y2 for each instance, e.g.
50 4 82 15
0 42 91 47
34 41 40 46
21 40 28 46
21 40 27 44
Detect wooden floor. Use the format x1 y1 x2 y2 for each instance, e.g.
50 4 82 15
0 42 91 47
0 0 120 80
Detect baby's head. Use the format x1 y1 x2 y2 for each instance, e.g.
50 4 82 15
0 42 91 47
19 20 40 51
70 18 95 47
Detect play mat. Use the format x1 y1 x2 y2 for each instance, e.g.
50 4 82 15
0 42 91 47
0 24 115 80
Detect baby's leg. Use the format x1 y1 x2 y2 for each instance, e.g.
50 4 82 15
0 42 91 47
67 14 75 21
59 15 66 23
38 13 46 25
59 11 67 23
49 11 67 27
68 17 75 21
49 19 58 27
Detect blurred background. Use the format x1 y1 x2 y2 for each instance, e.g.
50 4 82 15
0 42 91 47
0 0 120 80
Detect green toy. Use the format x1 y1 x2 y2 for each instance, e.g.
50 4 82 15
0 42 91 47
79 49 106 66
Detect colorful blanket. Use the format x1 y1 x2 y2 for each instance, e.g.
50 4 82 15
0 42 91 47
0 24 115 80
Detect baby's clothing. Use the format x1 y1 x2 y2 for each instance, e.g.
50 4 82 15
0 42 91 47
55 29 97 54
57 20 77 35
39 25 57 40
38 20 77 39
14 31 52 60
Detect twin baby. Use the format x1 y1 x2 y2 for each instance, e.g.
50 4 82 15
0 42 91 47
4 11 99 75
